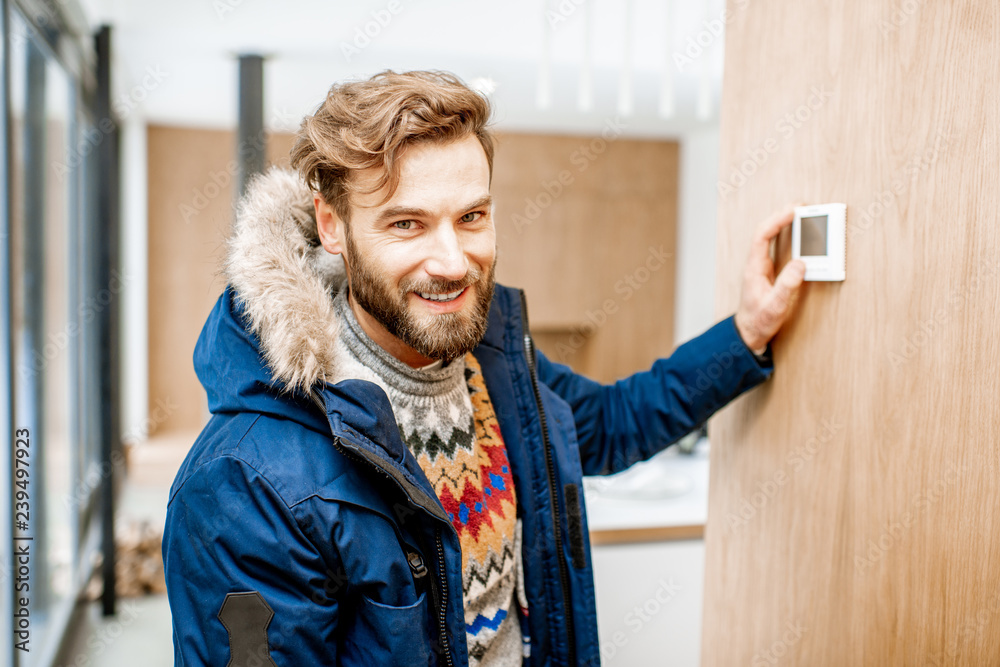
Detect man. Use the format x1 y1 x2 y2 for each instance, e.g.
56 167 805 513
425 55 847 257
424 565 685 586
163 70 805 666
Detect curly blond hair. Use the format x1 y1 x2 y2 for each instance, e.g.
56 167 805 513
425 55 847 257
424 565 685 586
290 70 495 222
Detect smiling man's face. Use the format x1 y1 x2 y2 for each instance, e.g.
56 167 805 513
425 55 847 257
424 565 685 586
314 134 497 367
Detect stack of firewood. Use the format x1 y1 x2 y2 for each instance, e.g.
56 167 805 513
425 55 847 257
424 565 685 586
85 518 166 600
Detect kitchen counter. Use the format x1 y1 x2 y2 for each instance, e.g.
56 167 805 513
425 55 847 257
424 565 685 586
583 438 710 544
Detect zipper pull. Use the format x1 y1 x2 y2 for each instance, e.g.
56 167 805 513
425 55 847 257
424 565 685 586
407 550 428 579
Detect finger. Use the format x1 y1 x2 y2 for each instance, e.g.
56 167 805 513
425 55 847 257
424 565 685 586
754 204 798 246
747 205 796 278
760 260 806 328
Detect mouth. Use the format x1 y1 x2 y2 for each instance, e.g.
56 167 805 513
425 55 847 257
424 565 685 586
416 287 467 303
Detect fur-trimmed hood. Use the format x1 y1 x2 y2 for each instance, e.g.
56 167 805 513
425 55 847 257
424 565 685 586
198 166 509 419
223 167 350 394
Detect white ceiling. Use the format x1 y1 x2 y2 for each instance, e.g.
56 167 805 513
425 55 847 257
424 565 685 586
77 0 727 138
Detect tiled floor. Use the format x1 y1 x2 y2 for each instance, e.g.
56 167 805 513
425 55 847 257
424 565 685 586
57 432 195 666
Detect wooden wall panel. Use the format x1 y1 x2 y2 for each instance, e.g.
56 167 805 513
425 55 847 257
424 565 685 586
492 133 678 383
146 127 295 433
703 2 1000 665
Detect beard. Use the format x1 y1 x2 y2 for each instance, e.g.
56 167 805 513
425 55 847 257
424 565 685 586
344 229 496 362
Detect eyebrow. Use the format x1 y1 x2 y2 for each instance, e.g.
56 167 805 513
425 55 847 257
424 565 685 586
374 195 493 224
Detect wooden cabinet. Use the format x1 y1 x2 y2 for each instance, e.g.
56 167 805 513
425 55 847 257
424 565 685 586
492 133 679 382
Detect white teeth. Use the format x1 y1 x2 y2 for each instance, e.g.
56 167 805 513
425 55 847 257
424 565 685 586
418 288 464 302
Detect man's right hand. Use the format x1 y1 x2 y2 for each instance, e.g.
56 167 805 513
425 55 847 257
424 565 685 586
733 205 807 353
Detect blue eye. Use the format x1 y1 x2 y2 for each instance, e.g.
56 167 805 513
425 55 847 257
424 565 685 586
394 220 413 230
461 211 482 223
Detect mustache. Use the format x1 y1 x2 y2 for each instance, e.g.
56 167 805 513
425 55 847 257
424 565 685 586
399 268 483 295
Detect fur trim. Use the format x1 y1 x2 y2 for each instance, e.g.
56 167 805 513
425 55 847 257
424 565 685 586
224 167 348 394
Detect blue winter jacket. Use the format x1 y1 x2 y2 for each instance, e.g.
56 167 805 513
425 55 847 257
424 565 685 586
163 169 772 666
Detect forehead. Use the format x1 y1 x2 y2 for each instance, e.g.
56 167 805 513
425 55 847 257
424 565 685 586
350 135 491 214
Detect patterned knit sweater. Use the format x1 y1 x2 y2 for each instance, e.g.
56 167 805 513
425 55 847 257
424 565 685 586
332 289 525 665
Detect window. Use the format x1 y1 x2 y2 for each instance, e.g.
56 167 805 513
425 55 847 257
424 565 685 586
3 3 115 664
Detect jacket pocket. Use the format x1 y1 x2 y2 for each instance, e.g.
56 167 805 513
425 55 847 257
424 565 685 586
339 591 435 666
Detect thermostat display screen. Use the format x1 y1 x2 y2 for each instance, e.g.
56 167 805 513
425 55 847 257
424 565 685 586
793 203 846 282
800 215 828 256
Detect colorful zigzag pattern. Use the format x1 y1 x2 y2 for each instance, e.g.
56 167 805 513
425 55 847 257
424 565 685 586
413 354 519 664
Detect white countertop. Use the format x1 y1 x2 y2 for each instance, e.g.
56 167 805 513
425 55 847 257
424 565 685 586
582 438 710 533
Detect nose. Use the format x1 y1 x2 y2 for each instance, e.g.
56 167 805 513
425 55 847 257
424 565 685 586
423 224 469 282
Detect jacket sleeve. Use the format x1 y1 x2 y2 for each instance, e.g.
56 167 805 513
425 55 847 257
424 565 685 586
536 315 773 476
163 456 341 666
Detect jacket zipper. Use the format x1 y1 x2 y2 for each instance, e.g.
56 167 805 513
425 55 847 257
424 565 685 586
330 437 455 666
519 290 577 666
435 529 455 667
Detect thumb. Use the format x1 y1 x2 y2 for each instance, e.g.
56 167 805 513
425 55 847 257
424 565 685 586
760 260 806 327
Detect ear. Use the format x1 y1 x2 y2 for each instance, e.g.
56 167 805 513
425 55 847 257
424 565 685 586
314 194 346 255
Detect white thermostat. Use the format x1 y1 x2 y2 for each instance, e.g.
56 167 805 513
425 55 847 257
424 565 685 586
793 203 846 281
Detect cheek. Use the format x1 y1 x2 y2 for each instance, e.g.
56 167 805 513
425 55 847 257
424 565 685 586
466 231 497 269
371 243 424 280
